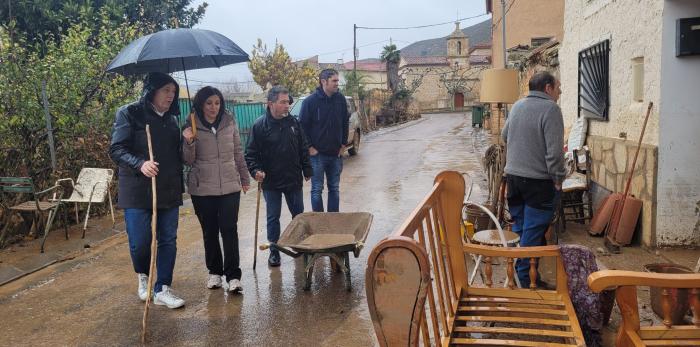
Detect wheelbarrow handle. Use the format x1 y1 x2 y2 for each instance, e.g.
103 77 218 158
259 243 303 258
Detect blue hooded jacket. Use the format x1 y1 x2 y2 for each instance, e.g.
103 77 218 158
298 87 349 156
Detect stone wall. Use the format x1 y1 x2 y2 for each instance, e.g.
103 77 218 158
588 135 658 246
404 66 449 111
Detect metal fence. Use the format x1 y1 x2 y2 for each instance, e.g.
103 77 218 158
178 100 265 146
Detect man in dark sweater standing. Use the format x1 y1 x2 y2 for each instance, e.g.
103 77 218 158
299 69 350 212
501 71 566 288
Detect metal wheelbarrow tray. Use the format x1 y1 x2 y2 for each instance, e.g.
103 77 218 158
264 212 373 291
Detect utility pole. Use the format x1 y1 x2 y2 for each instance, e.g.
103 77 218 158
501 0 507 68
353 24 357 76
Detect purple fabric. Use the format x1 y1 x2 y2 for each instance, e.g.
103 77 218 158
560 244 607 347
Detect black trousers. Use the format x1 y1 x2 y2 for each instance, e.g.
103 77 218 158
191 192 241 280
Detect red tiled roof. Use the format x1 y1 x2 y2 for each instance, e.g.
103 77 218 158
472 43 492 49
470 55 491 65
402 56 449 66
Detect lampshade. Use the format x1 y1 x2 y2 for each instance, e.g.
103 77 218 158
480 68 520 104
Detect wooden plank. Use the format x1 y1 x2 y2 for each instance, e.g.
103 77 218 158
463 243 561 258
450 337 576 346
557 257 587 346
462 296 565 307
453 326 575 338
0 177 33 184
644 339 700 346
466 287 562 301
457 305 570 317
588 270 700 291
639 326 700 340
456 315 571 327
2 186 34 193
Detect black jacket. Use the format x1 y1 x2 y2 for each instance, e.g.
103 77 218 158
299 87 350 155
245 109 312 192
109 75 183 209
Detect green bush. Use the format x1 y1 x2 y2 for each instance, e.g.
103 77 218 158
0 14 141 244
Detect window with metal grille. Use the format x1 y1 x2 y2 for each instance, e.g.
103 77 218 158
578 40 610 121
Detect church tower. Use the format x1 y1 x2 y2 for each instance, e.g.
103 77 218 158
446 22 470 69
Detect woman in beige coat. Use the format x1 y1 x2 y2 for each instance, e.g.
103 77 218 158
182 86 250 293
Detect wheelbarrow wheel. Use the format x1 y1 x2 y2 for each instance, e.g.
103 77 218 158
344 252 352 292
303 253 314 291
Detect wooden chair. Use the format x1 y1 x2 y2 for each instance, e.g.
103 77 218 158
366 171 585 346
0 177 67 253
588 270 700 347
561 148 593 230
52 168 115 237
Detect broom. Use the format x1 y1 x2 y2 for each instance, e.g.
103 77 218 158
604 102 653 252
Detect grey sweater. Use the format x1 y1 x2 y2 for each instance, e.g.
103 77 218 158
501 91 566 183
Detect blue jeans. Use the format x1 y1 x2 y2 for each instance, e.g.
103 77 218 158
124 207 179 293
263 188 304 244
509 203 555 287
506 175 559 288
310 154 343 212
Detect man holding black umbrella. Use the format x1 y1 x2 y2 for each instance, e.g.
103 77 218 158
109 72 185 309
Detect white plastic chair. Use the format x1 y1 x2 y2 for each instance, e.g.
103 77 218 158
53 168 115 237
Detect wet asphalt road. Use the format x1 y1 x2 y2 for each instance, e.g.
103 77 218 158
0 112 491 346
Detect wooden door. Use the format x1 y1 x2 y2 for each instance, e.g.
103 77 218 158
454 93 464 108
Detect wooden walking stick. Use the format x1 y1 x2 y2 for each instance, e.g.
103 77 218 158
142 124 158 343
253 181 262 270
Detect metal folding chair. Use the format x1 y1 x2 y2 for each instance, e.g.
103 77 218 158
52 168 114 238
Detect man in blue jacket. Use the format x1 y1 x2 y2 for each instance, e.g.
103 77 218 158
299 69 350 212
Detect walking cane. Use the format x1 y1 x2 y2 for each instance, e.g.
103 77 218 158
142 125 158 343
253 181 262 270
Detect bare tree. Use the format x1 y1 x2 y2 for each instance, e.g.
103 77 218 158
438 65 488 102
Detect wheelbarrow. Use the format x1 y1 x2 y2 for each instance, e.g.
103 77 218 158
259 212 373 291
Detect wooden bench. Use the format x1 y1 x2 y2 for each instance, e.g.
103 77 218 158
366 170 585 346
588 270 700 347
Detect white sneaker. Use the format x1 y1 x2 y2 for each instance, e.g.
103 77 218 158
228 279 242 293
153 285 185 309
137 273 149 301
206 274 222 289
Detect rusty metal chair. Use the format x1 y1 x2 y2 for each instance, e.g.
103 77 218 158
0 177 67 252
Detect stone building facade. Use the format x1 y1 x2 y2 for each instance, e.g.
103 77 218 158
560 0 700 247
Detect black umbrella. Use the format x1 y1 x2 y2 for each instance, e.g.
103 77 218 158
106 28 249 109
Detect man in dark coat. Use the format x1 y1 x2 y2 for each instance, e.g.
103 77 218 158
299 68 349 213
245 85 312 267
109 72 185 308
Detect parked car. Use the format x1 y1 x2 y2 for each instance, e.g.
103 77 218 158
289 95 362 156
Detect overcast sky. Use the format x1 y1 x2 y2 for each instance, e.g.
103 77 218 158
175 0 489 91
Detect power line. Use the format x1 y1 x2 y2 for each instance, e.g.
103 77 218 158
297 38 410 61
491 0 516 30
357 13 489 30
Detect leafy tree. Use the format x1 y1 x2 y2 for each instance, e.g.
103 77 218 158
0 0 208 47
380 44 401 93
0 14 140 236
248 39 318 97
